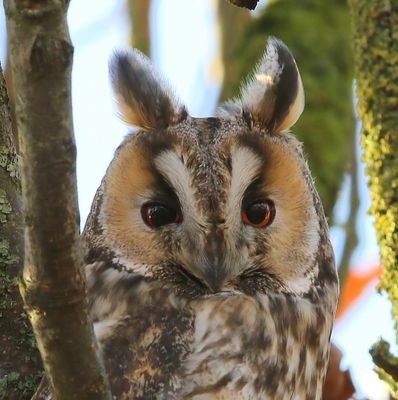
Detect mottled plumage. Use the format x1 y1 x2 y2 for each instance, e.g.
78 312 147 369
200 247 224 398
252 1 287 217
34 38 338 400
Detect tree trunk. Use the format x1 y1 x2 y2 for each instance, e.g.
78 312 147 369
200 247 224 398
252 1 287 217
349 0 398 395
0 61 42 400
3 0 112 399
4 54 18 149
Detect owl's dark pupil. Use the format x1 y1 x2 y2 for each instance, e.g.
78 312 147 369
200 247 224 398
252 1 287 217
246 203 268 225
141 203 181 228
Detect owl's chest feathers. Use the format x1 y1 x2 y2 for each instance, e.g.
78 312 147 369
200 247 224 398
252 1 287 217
88 265 334 400
183 292 333 400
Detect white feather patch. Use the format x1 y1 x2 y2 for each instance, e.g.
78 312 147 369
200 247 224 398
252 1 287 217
154 149 202 225
93 319 118 341
227 146 262 226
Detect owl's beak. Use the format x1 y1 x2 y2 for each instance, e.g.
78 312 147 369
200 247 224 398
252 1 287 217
200 227 228 293
201 260 228 293
182 224 229 293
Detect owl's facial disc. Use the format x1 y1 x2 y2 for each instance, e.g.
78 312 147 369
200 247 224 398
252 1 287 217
100 120 320 296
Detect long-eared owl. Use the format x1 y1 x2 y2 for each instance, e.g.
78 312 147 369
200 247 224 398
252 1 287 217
35 38 338 400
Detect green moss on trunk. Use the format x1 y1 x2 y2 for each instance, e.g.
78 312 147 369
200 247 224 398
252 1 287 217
349 0 398 394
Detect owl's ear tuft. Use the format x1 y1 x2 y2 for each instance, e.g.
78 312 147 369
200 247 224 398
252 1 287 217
109 50 188 130
219 38 304 134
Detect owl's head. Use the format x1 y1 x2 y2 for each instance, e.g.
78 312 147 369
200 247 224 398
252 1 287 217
86 38 337 299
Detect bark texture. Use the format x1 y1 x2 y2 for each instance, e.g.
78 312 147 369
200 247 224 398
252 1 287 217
349 0 398 394
0 62 42 400
4 55 18 149
4 1 111 399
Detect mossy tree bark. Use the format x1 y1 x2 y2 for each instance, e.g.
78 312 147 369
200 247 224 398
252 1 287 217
3 0 112 399
0 62 42 399
4 55 18 149
349 0 398 395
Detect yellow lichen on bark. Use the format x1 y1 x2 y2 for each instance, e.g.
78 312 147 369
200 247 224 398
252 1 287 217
349 0 398 392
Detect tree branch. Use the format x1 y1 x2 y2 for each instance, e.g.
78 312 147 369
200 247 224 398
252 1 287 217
370 339 398 380
3 0 112 398
370 339 398 398
338 132 359 287
226 0 259 10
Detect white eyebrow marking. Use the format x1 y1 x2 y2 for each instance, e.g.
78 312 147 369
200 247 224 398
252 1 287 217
227 146 262 224
154 150 200 223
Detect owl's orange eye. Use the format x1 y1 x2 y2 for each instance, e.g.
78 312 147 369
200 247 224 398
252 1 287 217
242 200 275 228
141 203 182 228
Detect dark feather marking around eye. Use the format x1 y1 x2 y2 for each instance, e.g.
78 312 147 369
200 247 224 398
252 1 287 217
149 169 181 209
142 133 182 207
241 177 267 208
237 133 269 161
